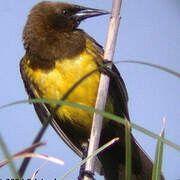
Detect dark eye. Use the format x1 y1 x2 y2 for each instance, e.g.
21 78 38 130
62 9 69 15
61 8 79 16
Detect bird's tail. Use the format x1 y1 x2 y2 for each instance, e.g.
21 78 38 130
131 138 165 180
99 135 165 180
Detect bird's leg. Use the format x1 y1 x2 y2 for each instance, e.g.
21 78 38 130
78 143 95 180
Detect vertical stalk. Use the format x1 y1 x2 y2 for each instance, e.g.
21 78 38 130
84 0 122 179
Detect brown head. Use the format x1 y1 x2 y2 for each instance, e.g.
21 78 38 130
23 1 109 61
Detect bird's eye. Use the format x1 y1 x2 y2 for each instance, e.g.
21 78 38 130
62 9 69 15
62 8 79 16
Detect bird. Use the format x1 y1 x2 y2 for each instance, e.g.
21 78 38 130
20 1 164 180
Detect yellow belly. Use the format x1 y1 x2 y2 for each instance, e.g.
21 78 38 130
23 49 110 134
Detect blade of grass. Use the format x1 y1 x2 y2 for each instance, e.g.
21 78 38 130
31 161 48 180
119 60 180 78
1 99 180 151
59 138 119 180
18 121 49 177
0 142 45 168
0 98 180 154
125 119 132 180
0 152 64 167
0 135 19 178
14 142 45 157
152 118 165 180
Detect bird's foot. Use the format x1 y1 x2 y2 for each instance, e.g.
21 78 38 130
78 170 95 180
77 143 95 180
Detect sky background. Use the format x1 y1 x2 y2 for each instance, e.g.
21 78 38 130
0 0 180 180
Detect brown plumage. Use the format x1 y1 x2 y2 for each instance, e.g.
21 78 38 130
20 1 164 179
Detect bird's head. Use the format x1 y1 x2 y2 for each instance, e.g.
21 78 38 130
26 1 109 32
23 1 109 60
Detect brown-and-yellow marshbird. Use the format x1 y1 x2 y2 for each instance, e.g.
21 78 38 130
20 1 164 179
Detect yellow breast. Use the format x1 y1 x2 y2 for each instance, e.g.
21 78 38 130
22 37 114 137
23 49 102 133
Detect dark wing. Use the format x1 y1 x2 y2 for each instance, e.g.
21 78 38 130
84 31 130 120
108 64 130 120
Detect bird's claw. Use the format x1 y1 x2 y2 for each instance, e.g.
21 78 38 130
78 170 95 180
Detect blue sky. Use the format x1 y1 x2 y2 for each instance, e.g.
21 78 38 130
0 0 180 179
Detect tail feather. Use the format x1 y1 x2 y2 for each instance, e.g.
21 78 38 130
133 138 165 180
98 133 165 180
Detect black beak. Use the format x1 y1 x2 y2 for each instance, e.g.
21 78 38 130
74 7 110 21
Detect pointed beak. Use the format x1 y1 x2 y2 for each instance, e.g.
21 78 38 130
74 7 110 21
